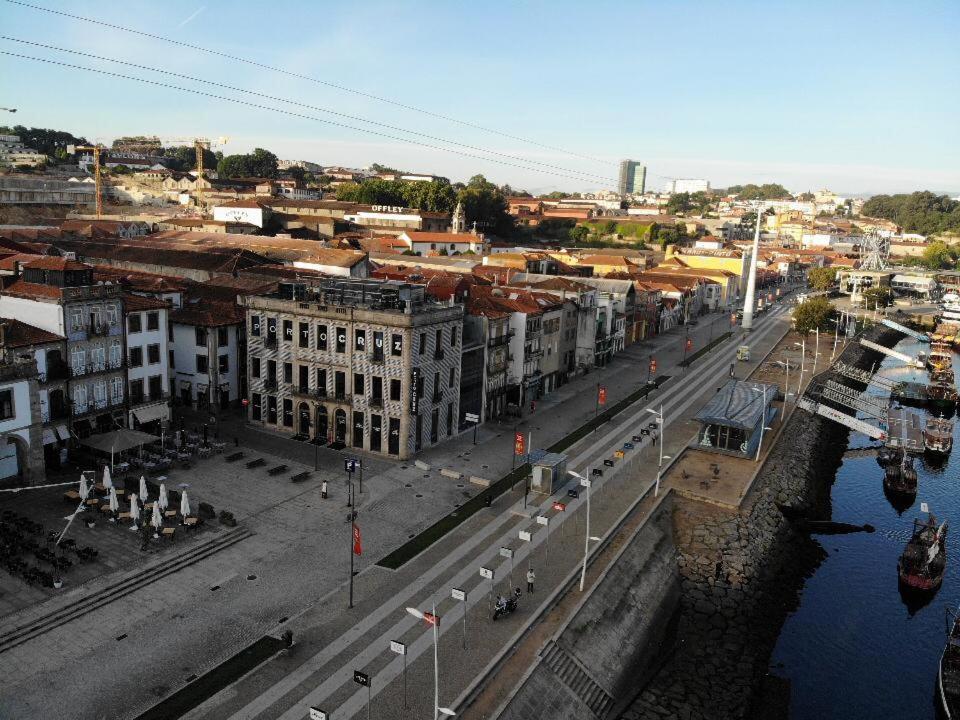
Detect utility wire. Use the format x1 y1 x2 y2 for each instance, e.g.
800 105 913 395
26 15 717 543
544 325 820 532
0 36 615 185
4 0 610 167
0 51 611 185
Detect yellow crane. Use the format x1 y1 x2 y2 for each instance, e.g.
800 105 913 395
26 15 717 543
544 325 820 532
66 143 107 219
160 137 229 209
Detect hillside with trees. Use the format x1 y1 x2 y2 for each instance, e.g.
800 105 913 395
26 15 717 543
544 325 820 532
862 191 960 236
727 183 792 200
216 148 279 178
0 124 88 161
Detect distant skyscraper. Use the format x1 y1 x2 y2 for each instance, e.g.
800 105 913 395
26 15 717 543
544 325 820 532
618 160 646 196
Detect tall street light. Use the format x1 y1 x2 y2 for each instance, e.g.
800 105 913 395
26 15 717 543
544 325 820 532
750 386 772 462
793 340 806 397
406 604 456 720
646 406 671 496
568 470 601 592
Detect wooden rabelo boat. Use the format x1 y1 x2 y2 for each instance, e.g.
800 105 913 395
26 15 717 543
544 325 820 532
924 416 955 455
883 452 918 497
898 514 947 592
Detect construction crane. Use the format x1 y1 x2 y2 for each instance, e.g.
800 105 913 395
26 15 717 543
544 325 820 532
66 143 107 219
160 137 229 209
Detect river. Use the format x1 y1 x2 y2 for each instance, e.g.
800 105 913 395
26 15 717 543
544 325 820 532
771 336 958 719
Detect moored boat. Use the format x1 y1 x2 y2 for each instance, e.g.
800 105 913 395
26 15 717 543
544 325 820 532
925 416 955 455
898 513 947 592
884 454 918 497
938 607 960 719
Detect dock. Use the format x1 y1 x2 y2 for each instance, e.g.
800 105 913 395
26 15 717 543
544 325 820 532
885 407 924 452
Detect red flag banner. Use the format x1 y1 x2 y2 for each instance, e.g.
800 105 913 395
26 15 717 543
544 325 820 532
352 524 362 556
552 501 567 512
685 338 693 352
649 358 657 374
514 432 525 456
598 386 607 405
422 612 439 626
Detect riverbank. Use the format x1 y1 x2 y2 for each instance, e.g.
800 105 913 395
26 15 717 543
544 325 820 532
623 323 905 720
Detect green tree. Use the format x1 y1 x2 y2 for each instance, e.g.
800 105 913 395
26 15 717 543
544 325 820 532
457 174 513 236
666 192 692 215
807 267 838 291
921 241 957 269
569 225 589 243
797 191 815 202
735 183 792 200
792 297 834 335
862 191 960 235
862 286 893 308
163 145 218 173
0 124 88 159
215 147 278 178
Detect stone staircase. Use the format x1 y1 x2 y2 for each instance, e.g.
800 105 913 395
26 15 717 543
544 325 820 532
540 639 614 718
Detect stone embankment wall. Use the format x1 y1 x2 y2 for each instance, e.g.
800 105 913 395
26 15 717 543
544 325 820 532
622 325 903 720
498 497 680 720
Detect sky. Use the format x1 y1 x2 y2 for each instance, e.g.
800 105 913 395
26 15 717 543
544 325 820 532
1 0 958 197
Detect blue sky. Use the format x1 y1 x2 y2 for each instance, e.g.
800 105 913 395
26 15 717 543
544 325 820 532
1 0 958 195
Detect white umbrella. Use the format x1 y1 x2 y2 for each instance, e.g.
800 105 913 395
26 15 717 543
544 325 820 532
79 474 90 501
180 490 190 518
158 483 169 511
109 486 119 514
151 503 163 538
129 493 139 530
102 465 113 490
139 475 148 503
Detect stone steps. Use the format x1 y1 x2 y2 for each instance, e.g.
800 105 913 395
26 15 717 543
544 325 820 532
541 639 613 718
0 526 254 655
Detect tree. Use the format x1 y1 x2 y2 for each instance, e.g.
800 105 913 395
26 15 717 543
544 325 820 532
569 225 589 243
862 191 960 236
807 267 838 291
215 147 278 178
792 297 834 335
862 286 893 308
0 124 88 159
457 175 513 236
163 145 218 173
921 241 957 269
735 183 792 201
666 192 692 215
797 191 815 202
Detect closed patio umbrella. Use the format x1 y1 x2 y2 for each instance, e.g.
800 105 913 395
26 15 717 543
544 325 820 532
151 502 163 538
79 474 90 501
109 487 119 518
129 493 139 530
139 475 149 503
180 490 190 519
158 483 169 511
102 465 113 491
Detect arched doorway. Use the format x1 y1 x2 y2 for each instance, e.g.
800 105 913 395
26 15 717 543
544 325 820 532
334 409 346 443
316 406 328 442
49 387 67 421
298 402 310 436
0 435 28 482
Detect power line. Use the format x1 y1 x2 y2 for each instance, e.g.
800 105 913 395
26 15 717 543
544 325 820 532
0 36 616 185
4 0 610 167
0 51 612 185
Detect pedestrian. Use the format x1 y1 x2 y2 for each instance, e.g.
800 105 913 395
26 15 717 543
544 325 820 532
729 362 735 378
530 400 536 413
526 567 535 594
321 480 328 499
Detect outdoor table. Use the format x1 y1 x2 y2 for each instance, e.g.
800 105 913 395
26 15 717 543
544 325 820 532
94 483 106 493
116 462 130 472
155 475 168 483
177 453 191 461
164 510 177 518
143 462 157 471
64 490 80 501
183 517 198 528
115 488 125 496
162 527 175 538
100 505 113 515
118 512 131 521
84 498 99 506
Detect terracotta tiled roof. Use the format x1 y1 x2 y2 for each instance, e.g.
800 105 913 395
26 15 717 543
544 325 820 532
122 293 171 312
1 280 63 300
24 256 90 271
0 253 46 271
402 231 478 243
171 299 244 327
0 317 64 347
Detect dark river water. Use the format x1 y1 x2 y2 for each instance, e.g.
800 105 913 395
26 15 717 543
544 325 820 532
771 336 958 719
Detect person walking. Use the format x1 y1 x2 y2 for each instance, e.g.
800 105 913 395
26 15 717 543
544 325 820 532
526 567 536 594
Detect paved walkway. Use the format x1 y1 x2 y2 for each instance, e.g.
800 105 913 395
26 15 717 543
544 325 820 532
0 298 792 720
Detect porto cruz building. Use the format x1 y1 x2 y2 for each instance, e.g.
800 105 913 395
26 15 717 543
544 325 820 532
243 278 462 459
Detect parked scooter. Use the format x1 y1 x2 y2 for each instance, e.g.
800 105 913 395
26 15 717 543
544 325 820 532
493 588 522 621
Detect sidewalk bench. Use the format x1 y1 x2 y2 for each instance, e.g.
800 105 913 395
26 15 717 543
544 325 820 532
246 458 266 469
267 464 288 476
225 452 244 463
291 471 310 483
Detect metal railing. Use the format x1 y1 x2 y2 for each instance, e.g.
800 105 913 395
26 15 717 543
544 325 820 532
70 359 125 378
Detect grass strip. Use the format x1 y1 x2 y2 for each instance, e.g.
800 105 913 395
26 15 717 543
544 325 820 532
377 375 669 570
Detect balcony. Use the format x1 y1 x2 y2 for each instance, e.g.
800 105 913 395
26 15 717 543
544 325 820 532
292 385 326 400
523 347 543 361
72 396 124 418
70 359 125 379
330 392 353 405
369 396 384 408
130 392 169 406
488 332 514 348
39 363 69 383
88 323 115 337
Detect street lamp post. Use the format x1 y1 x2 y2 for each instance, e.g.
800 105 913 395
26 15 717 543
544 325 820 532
646 406 669 496
406 604 456 720
751 386 771 462
568 470 600 592
794 340 805 397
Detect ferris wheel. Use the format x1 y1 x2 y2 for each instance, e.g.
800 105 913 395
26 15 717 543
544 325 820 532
859 232 890 271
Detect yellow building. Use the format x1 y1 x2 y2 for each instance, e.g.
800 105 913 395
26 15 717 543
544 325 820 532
663 244 752 295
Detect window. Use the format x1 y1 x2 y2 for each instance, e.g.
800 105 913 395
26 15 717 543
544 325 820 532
130 378 144 404
335 371 346 398
451 326 458 347
147 312 159 331
196 354 208 373
267 360 277 385
267 395 277 424
169 350 175 368
218 327 229 347
71 309 83 331
251 393 262 421
447 402 454 436
352 411 364 448
251 357 260 378
129 346 143 368
449 366 455 388
71 348 85 371
317 324 327 350
355 329 366 352
219 354 229 373
283 320 293 343
392 333 403 357
316 368 327 393
195 327 207 347
128 313 142 334
372 376 383 401
267 318 277 345
299 322 309 348
336 327 346 353
354 372 364 395
430 407 439 443
107 306 118 325
110 342 122 367
370 414 382 452
390 378 401 401
283 362 292 384
435 329 443 352
90 346 105 370
0 389 13 420
373 331 384 360
419 332 427 355
93 380 106 404
282 398 293 427
433 371 440 398
168 322 173 342
147 344 160 365
251 315 261 336
148 375 162 400
113 378 125 403
417 375 425 399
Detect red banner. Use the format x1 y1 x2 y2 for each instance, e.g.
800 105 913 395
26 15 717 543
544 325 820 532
730 313 737 325
514 432 525 455
598 386 607 405
685 338 693 352
649 358 657 374
422 612 439 626
352 524 362 556
552 501 567 512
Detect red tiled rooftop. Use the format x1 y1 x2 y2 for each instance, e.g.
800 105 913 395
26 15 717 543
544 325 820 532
0 317 63 347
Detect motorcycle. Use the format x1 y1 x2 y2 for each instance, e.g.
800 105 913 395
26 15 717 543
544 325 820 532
493 588 522 621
